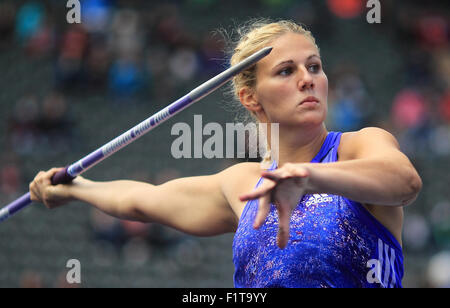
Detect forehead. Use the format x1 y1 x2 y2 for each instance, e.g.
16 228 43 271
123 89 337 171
257 32 319 70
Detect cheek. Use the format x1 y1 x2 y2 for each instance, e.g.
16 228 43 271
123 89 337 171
257 82 292 105
316 74 328 98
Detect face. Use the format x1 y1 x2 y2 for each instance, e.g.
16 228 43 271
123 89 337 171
243 32 328 128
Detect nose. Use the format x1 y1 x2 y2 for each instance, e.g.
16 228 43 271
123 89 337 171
297 68 314 91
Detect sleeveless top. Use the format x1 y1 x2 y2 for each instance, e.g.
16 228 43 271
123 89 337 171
232 131 404 288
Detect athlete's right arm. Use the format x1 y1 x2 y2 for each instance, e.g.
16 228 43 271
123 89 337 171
29 165 250 236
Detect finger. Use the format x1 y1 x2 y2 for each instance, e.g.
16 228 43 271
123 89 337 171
45 167 64 182
276 204 293 249
31 185 42 203
261 171 282 182
29 182 39 201
239 181 276 201
49 167 65 174
294 167 309 177
43 186 60 209
262 170 296 183
253 193 271 229
34 171 45 182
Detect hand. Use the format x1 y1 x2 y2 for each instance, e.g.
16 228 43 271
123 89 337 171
29 167 77 209
239 163 310 249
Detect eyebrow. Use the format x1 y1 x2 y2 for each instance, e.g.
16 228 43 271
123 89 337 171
273 54 321 69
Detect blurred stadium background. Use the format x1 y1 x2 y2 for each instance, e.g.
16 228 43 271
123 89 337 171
0 0 449 288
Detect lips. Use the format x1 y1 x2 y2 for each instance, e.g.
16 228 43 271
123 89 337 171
300 96 319 105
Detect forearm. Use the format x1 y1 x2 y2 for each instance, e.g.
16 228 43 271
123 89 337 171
68 177 152 220
305 158 422 206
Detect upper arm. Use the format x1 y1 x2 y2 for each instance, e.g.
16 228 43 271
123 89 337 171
339 128 420 243
126 168 239 237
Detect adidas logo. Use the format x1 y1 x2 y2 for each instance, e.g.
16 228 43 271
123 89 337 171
304 194 333 206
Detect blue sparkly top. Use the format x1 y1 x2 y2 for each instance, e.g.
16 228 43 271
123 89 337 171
232 131 404 288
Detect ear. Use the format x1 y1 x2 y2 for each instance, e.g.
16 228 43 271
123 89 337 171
238 87 262 113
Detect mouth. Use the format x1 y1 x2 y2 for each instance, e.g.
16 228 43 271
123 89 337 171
300 96 320 105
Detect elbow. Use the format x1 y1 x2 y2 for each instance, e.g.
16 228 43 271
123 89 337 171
401 169 422 206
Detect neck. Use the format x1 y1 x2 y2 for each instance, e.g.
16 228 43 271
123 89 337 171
269 124 328 167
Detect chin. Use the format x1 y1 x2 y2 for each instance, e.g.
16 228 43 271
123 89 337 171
296 110 326 126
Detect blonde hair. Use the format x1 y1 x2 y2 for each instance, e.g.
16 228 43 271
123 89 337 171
228 19 319 167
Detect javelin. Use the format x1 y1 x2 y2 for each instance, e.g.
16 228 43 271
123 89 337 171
0 46 273 223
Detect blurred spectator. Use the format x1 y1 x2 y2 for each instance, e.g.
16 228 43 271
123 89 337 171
109 9 144 61
7 94 40 155
172 238 205 269
146 223 185 248
19 271 44 288
80 0 112 36
429 124 450 157
25 18 54 58
151 4 195 49
187 0 218 8
430 200 450 249
404 49 433 87
108 58 144 100
261 0 295 9
168 47 199 82
55 24 89 89
427 251 450 288
416 14 449 51
7 92 75 156
389 88 435 158
0 163 21 197
121 220 150 239
432 51 450 89
326 0 364 19
15 1 45 46
122 237 152 267
85 40 110 88
145 45 174 100
403 213 431 251
0 152 21 198
438 90 450 123
198 32 226 77
89 208 125 252
391 89 429 131
328 68 373 131
37 92 74 153
0 1 16 48
286 0 317 29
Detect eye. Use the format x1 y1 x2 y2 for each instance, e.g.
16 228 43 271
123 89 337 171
308 63 321 73
277 67 293 76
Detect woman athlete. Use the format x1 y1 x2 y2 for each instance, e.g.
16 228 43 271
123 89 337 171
29 20 422 288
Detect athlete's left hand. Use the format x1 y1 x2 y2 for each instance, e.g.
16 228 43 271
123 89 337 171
239 163 311 249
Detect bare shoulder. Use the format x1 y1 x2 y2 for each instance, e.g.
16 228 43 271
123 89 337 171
219 161 262 178
218 161 262 194
339 127 400 161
